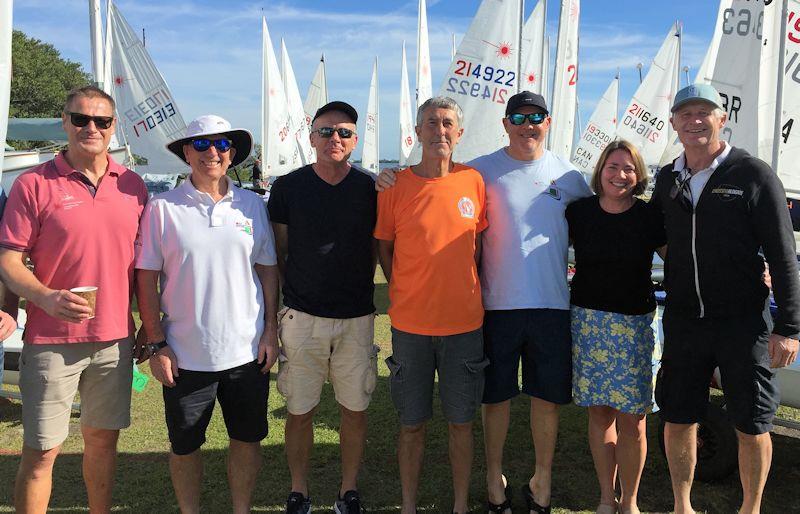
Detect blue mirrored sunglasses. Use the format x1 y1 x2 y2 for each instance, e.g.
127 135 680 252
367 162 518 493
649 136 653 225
190 137 232 152
507 112 547 125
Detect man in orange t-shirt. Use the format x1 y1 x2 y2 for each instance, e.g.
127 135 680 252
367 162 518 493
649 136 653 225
375 96 488 514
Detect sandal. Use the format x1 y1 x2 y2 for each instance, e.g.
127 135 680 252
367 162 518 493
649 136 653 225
522 484 551 514
486 482 512 513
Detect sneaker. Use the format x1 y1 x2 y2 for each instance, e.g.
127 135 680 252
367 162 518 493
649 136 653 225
286 491 311 514
334 490 364 514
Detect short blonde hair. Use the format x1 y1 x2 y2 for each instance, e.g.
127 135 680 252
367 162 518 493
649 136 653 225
590 139 648 196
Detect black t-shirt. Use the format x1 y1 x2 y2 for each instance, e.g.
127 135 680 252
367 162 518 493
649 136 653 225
566 196 666 315
267 165 377 318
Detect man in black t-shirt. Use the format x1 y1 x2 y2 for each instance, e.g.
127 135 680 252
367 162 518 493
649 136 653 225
267 101 377 514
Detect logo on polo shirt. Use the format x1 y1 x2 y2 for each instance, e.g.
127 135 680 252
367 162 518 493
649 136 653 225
458 197 475 219
711 184 744 202
235 220 253 235
546 180 561 200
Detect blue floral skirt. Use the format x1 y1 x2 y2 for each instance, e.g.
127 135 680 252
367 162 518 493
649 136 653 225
570 305 656 415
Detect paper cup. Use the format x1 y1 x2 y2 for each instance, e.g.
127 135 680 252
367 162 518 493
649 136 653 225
70 286 98 318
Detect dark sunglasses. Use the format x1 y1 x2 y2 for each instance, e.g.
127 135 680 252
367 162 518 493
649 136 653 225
66 111 114 129
313 127 354 139
669 171 693 213
190 138 232 153
506 112 547 125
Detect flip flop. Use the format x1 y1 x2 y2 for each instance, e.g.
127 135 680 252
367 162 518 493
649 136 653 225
522 484 551 514
487 482 512 513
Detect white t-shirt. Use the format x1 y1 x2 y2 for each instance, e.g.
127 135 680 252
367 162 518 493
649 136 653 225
136 176 277 371
469 148 592 310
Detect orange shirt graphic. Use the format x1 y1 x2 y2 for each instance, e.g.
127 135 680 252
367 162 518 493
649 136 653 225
374 164 488 335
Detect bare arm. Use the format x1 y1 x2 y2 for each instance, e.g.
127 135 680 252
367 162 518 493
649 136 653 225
271 222 288 285
377 239 395 282
135 268 179 386
255 263 280 372
656 245 667 260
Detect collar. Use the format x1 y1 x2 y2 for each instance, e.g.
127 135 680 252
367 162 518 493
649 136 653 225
179 174 235 203
674 141 732 177
54 150 124 177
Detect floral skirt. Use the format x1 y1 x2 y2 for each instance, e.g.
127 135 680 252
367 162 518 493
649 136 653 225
570 305 656 415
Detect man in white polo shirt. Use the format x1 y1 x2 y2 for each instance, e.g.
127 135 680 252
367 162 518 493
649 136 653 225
135 115 279 514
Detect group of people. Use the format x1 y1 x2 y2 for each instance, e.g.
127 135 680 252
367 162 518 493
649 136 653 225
0 81 797 514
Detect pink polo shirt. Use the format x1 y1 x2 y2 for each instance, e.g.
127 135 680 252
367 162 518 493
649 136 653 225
0 151 148 344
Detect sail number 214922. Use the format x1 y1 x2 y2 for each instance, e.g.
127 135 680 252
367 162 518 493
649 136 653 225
446 59 515 105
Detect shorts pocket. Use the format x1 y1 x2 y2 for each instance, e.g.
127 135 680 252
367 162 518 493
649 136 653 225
276 351 290 397
385 355 403 412
465 357 490 405
364 345 380 395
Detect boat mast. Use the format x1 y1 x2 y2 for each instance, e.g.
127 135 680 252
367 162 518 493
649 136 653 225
89 0 104 88
518 0 524 94
772 0 789 173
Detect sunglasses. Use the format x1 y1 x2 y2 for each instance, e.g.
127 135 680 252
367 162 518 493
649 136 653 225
669 170 693 213
190 138 232 153
506 112 547 125
66 111 114 129
313 127 355 139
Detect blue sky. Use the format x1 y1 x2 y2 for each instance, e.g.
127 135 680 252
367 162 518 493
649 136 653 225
11 0 721 160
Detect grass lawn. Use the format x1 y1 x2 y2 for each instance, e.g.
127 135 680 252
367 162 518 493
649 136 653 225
1 270 799 512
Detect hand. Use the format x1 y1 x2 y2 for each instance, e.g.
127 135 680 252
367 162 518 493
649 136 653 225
0 310 17 340
149 346 179 387
257 325 279 373
375 167 400 192
39 289 92 323
762 264 772 290
768 334 799 368
133 327 150 364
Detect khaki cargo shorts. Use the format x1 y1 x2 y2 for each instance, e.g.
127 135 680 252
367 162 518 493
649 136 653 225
277 308 378 415
19 338 133 450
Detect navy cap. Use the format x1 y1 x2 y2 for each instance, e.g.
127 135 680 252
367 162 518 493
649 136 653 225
505 91 549 115
312 101 358 124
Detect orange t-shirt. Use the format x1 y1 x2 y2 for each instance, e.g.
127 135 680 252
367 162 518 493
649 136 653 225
374 164 488 336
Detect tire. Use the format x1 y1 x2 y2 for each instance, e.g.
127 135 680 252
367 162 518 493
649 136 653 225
657 402 738 482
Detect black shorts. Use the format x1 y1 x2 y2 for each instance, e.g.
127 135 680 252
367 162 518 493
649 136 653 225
655 307 780 435
482 309 572 405
163 360 270 455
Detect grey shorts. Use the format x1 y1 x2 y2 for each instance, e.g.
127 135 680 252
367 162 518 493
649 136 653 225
386 327 488 425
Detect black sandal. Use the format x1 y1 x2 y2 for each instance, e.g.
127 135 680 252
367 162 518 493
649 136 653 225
487 482 512 513
521 484 551 514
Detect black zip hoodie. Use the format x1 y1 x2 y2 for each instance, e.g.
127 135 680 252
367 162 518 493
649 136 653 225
651 146 800 339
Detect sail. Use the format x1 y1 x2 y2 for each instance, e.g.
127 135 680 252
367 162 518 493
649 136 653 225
695 0 733 84
362 59 380 173
616 22 681 168
520 0 547 96
0 0 11 179
261 17 301 176
572 74 618 175
304 55 328 130
548 0 580 160
399 42 416 166
416 0 433 109
89 0 104 87
106 0 187 173
280 39 314 165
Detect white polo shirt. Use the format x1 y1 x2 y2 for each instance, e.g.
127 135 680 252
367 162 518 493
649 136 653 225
136 176 277 372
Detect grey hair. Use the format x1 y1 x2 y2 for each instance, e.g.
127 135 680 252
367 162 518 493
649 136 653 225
415 96 464 127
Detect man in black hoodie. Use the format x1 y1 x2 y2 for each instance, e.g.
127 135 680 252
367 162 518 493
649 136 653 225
651 83 800 514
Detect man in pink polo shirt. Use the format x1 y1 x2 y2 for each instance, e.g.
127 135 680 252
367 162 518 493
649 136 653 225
0 85 148 513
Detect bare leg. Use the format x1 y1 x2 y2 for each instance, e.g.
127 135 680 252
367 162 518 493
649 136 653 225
398 423 426 514
340 406 367 494
587 406 618 508
482 401 511 505
449 421 474 513
228 439 262 514
14 445 61 514
528 397 560 507
285 409 315 495
615 412 646 513
664 422 696 514
169 450 203 514
737 431 771 514
82 426 120 514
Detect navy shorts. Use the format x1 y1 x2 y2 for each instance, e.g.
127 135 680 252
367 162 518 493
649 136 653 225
163 360 270 455
655 307 780 435
482 309 572 405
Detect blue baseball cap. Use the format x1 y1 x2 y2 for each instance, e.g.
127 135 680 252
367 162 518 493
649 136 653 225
671 83 723 113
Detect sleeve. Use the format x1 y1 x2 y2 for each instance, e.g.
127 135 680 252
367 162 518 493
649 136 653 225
647 201 667 249
0 177 40 252
373 186 396 241
475 174 489 233
255 201 278 266
266 178 289 225
134 200 165 271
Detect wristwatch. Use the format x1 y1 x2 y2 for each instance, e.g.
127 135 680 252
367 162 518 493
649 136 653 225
146 340 168 355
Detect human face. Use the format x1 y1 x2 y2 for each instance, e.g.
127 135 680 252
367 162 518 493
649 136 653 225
310 111 358 165
182 134 236 179
670 101 726 149
503 106 550 159
62 96 116 158
599 149 638 200
415 107 463 159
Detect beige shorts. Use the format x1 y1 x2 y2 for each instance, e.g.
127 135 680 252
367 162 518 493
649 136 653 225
19 338 133 450
277 308 378 415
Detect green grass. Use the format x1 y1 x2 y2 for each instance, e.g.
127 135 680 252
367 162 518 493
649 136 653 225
1 270 799 512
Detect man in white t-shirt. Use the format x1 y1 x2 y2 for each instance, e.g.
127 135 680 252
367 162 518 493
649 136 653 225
135 115 279 514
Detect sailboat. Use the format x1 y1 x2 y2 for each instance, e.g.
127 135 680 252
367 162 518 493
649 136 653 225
399 42 415 167
548 0 580 160
280 39 314 165
572 73 618 175
304 55 328 128
361 58 380 174
416 0 433 110
520 0 548 98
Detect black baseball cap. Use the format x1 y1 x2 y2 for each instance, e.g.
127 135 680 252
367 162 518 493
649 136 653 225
313 101 358 124
505 91 549 115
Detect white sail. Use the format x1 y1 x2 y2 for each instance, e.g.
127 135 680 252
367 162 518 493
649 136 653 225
362 58 380 174
303 55 328 129
280 39 314 165
0 0 11 180
548 0 580 160
616 22 681 168
520 0 547 96
416 0 433 109
695 0 733 84
572 74 618 175
261 17 301 177
410 0 522 163
399 42 416 167
106 0 187 173
101 0 114 94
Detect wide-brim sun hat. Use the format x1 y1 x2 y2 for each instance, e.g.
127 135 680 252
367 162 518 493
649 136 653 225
166 114 253 167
